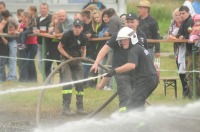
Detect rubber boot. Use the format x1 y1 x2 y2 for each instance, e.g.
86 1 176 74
62 94 75 116
76 95 88 115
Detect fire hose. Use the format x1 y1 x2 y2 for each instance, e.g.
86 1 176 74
36 57 151 125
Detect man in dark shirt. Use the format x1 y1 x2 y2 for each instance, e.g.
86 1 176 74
81 9 97 87
177 6 199 98
36 2 52 76
58 19 88 115
137 0 160 60
105 27 158 110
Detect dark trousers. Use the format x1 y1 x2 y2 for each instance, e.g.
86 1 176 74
127 75 158 110
19 44 38 82
45 42 60 78
61 61 84 109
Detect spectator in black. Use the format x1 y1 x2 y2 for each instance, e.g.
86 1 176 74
83 0 106 11
177 6 196 97
35 2 52 77
137 0 160 61
81 9 96 88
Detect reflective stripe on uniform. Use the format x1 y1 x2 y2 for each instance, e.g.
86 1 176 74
62 90 72 94
119 107 126 112
76 91 84 96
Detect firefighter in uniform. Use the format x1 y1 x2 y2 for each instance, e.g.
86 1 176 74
106 27 158 110
58 19 88 115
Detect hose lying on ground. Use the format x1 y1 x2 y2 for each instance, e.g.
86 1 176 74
36 57 151 125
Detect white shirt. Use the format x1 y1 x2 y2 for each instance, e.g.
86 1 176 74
183 1 196 17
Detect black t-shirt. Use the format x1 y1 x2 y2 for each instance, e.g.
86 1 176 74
107 33 129 68
37 14 52 44
82 21 96 57
60 30 88 57
128 44 157 79
0 25 9 56
139 15 160 52
0 37 9 56
137 27 148 49
177 15 194 54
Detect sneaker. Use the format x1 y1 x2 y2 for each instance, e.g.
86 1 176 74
18 44 27 50
77 109 88 115
103 86 113 91
62 108 76 116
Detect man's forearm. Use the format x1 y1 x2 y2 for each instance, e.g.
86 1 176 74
115 63 135 74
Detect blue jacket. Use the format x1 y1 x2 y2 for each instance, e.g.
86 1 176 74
192 0 200 14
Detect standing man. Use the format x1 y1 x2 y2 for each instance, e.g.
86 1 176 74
58 19 88 115
36 2 52 75
137 0 160 60
177 6 197 97
81 9 96 88
105 27 158 110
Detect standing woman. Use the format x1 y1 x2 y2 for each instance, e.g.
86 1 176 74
90 9 103 87
97 10 113 90
19 6 38 82
168 8 190 98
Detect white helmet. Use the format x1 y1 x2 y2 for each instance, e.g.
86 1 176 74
116 27 138 45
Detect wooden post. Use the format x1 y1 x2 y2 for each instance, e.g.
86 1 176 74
42 37 46 81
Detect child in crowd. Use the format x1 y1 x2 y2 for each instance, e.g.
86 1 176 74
16 8 24 23
188 14 200 43
18 6 37 50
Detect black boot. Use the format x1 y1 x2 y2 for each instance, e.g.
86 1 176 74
76 95 88 115
62 94 75 116
183 85 192 99
62 107 75 116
